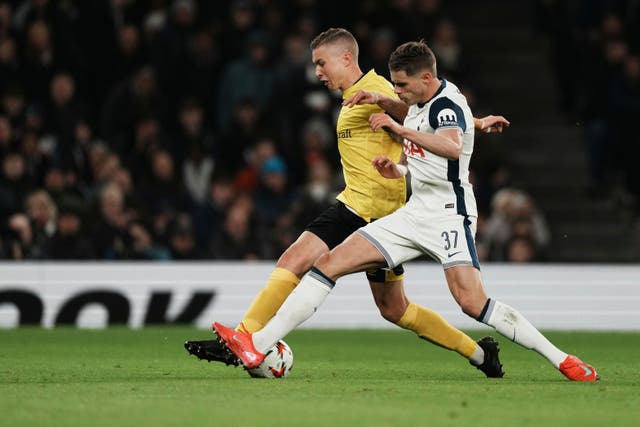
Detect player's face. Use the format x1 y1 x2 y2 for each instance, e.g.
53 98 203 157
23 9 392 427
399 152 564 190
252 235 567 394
312 44 347 91
390 70 429 105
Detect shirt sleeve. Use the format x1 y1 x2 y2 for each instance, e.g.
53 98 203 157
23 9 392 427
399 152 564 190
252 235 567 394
428 97 467 132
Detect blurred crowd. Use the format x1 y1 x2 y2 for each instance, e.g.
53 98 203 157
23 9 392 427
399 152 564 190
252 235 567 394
0 0 546 262
536 0 640 209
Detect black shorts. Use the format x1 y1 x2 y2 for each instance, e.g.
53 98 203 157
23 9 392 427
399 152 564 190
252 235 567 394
305 201 404 282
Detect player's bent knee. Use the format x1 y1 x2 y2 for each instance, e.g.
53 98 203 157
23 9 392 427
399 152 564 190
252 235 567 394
277 247 317 276
314 251 330 268
376 303 404 324
456 295 483 319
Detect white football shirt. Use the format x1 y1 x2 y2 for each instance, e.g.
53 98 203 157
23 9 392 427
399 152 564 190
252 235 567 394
402 79 477 218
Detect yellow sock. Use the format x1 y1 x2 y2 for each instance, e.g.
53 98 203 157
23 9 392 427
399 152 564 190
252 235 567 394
397 302 477 359
237 267 300 333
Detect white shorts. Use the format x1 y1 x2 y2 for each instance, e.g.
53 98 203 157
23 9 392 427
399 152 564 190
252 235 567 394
356 206 480 270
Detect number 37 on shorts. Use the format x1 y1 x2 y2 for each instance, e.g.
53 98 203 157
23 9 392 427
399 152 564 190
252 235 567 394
439 216 479 269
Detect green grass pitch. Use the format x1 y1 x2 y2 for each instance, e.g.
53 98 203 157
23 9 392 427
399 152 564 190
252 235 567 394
1 328 639 427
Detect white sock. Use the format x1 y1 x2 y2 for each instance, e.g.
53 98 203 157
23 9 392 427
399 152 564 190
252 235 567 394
469 346 485 366
480 299 568 368
252 268 333 353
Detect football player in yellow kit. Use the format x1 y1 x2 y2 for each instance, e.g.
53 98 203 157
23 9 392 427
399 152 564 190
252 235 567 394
186 28 509 377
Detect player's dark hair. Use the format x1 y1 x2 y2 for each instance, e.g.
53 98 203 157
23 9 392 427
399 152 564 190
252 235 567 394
310 28 359 58
388 40 437 77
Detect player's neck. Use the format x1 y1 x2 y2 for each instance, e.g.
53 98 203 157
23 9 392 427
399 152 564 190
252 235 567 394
420 78 442 104
340 65 365 92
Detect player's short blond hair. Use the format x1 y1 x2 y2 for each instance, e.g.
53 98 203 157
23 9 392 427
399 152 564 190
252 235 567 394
389 40 437 77
310 28 359 58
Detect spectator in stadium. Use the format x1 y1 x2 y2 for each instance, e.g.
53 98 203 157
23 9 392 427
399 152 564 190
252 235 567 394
505 236 538 263
100 65 168 150
45 72 88 147
41 166 71 203
216 98 272 176
430 20 465 81
54 121 98 192
167 213 200 260
171 26 221 118
193 173 235 253
91 150 122 192
24 188 56 258
253 156 299 253
234 138 280 196
21 20 59 105
0 2 14 41
2 213 33 259
209 195 262 260
290 158 338 234
91 181 133 259
182 142 214 207
0 37 21 96
1 84 27 132
139 148 190 216
481 188 549 261
173 97 216 173
0 115 15 156
17 130 50 186
219 0 257 63
114 24 147 83
216 30 275 128
363 27 396 80
296 117 339 182
0 151 32 217
149 0 198 109
122 115 168 184
125 219 170 261
48 195 95 259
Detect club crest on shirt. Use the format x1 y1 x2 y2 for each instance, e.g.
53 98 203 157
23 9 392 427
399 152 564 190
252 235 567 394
437 108 458 127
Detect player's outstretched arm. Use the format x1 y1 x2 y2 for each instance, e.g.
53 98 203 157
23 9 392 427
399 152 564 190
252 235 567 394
474 115 510 133
343 89 408 121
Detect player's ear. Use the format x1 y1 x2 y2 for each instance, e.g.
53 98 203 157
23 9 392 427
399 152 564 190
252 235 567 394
342 50 352 65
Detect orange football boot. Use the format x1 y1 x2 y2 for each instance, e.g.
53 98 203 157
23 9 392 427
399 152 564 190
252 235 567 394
212 322 265 369
559 355 599 382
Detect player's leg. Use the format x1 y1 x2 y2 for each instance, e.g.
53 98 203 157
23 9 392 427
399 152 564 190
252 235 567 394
445 265 568 363
445 264 598 381
239 202 366 333
239 232 386 358
369 271 478 358
369 273 502 377
187 204 353 361
238 231 328 333
185 231 325 361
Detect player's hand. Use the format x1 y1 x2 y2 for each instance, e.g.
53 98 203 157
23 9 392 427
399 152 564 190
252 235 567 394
371 155 404 179
478 115 510 133
343 90 380 108
369 113 398 133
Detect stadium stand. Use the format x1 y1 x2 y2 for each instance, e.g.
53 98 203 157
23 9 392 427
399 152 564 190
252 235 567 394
0 0 637 262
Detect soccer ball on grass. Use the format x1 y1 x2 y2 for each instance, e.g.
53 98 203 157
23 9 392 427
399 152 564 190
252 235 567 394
247 340 294 378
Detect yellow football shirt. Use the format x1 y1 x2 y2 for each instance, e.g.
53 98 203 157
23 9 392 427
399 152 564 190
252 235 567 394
335 69 406 222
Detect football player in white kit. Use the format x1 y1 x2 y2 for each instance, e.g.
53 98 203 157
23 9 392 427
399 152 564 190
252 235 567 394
213 41 598 382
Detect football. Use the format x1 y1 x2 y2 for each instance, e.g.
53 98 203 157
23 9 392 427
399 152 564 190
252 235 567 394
247 340 294 378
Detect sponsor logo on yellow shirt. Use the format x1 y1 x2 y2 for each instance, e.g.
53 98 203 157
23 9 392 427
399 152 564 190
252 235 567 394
337 129 352 139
